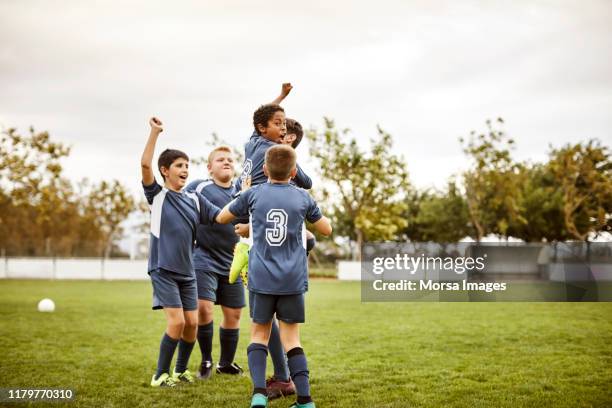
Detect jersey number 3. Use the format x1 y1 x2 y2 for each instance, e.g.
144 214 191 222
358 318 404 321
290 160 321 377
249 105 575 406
266 209 288 246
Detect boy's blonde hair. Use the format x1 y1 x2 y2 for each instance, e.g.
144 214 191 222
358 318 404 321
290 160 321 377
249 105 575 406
207 146 233 164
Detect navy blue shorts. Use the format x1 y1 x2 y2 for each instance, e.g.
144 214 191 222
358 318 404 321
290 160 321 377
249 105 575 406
150 268 198 311
249 291 305 324
196 269 245 308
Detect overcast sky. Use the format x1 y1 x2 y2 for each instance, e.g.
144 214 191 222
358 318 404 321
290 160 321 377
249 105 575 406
1 0 611 198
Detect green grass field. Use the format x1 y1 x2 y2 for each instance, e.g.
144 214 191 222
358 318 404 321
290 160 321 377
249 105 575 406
1 279 611 408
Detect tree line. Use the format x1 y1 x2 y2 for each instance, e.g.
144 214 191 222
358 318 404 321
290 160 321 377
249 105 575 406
2 119 610 260
307 118 612 260
0 127 134 257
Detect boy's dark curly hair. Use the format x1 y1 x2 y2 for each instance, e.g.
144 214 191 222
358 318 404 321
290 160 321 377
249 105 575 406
253 104 284 134
286 118 303 148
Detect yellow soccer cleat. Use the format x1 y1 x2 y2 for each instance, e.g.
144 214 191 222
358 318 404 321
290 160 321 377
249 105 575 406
229 242 249 284
240 261 249 288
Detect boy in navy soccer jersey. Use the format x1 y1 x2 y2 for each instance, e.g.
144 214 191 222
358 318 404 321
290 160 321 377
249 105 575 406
216 145 332 408
185 146 245 379
233 114 318 399
229 84 317 399
141 117 221 387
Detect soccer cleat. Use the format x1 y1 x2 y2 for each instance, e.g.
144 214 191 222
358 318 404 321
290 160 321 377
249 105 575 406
197 360 213 380
250 393 268 408
150 372 177 387
266 376 296 400
289 402 315 408
172 369 195 384
216 362 244 375
229 242 249 284
240 261 249 287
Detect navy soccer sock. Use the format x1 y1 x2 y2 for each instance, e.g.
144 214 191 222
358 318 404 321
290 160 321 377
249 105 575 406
197 321 214 363
287 347 312 403
175 338 196 373
247 343 268 391
219 327 240 365
156 333 179 379
268 320 290 381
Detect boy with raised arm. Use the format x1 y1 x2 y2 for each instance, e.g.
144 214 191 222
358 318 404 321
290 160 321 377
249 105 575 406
217 144 332 408
141 117 220 387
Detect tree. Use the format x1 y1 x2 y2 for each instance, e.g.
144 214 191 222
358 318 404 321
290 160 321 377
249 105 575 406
405 180 472 242
509 163 570 242
82 180 136 258
0 127 76 255
307 118 410 260
547 140 612 241
460 118 525 241
0 126 135 257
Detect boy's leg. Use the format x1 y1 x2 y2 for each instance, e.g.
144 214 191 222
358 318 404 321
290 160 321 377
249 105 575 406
196 300 214 376
154 307 184 382
174 309 197 379
248 321 272 405
277 294 313 406
149 269 185 386
173 276 198 382
216 274 245 374
279 321 313 406
217 306 242 373
266 318 295 399
195 269 217 378
269 319 290 380
247 291 275 406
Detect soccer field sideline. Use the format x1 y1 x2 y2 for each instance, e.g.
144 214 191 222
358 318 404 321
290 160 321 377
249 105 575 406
1 279 611 407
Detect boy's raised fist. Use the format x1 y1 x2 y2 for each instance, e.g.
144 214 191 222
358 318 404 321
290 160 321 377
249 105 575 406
281 83 293 97
149 117 163 132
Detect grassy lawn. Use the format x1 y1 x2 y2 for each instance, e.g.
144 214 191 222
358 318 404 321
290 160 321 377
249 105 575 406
0 279 611 407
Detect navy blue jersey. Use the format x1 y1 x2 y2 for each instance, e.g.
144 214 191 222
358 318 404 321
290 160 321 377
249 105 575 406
186 179 239 275
143 180 220 276
228 183 323 295
236 131 312 190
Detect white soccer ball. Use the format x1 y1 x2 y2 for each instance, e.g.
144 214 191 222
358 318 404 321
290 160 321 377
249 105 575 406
38 298 55 312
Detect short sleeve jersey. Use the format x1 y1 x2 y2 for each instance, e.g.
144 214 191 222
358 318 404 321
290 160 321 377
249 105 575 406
228 183 323 294
236 131 312 190
186 179 239 275
143 180 220 276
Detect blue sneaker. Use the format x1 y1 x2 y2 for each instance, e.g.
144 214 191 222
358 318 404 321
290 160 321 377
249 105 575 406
250 393 268 407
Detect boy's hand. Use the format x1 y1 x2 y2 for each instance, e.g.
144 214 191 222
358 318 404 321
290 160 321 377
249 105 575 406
241 176 251 192
234 223 250 238
149 117 163 133
281 83 293 97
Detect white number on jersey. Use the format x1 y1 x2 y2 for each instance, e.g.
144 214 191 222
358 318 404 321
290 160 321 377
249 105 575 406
266 209 288 246
240 159 253 182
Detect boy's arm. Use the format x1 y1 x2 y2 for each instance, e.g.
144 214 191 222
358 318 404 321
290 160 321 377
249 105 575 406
141 117 163 185
269 83 293 105
216 205 237 224
197 193 221 225
218 189 250 224
311 216 332 236
293 163 313 190
306 195 332 236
